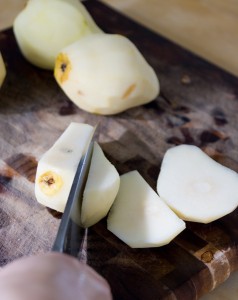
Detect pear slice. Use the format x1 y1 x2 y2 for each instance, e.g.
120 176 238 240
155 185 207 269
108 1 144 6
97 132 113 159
107 171 185 248
0 52 6 88
157 145 238 223
13 0 102 69
54 33 159 115
81 142 120 228
35 122 94 212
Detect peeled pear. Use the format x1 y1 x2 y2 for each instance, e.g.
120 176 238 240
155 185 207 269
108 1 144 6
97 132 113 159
62 0 103 34
81 142 120 228
107 171 185 248
0 52 6 88
54 33 159 115
35 122 94 212
13 0 102 69
157 145 238 223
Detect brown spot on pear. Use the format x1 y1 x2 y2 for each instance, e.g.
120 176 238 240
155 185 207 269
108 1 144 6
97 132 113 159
122 83 136 99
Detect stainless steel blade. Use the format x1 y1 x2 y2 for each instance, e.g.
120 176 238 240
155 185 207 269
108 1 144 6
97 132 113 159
52 127 97 258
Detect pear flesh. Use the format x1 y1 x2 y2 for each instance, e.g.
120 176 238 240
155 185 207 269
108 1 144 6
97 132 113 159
35 122 94 212
54 33 159 115
0 52 6 88
157 145 238 223
107 171 186 248
13 0 102 69
81 142 120 228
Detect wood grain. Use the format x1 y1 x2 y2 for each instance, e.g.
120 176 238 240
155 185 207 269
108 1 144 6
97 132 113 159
0 1 238 299
101 0 238 77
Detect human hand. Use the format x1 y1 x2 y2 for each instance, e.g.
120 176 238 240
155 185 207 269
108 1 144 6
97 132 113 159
0 252 112 300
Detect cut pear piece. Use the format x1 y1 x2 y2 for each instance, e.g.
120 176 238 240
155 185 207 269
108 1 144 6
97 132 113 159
81 142 120 228
157 145 238 223
0 52 6 88
54 33 159 115
13 0 102 69
107 171 185 248
35 122 94 212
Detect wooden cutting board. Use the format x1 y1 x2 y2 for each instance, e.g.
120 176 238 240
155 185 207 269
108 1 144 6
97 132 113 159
1 1 238 299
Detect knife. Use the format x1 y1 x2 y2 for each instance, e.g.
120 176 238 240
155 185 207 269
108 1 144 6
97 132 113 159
52 126 97 259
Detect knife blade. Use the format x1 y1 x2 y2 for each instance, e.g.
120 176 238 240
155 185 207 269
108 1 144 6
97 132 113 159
52 126 97 259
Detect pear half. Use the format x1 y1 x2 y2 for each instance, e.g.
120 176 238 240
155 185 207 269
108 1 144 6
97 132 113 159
157 145 238 223
0 52 6 88
107 171 185 248
81 142 120 228
54 33 159 115
13 0 102 69
35 122 94 212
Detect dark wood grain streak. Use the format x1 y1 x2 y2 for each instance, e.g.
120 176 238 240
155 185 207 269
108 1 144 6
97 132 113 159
0 1 238 298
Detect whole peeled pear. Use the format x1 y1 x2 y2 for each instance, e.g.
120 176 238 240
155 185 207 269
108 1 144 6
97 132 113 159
54 33 159 115
13 0 102 69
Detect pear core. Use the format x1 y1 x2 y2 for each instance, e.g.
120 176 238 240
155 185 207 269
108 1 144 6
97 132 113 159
54 53 72 84
38 171 63 196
